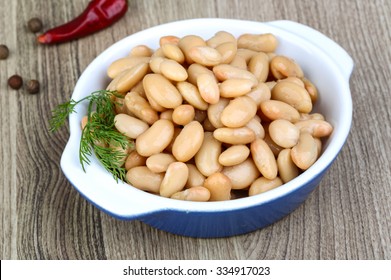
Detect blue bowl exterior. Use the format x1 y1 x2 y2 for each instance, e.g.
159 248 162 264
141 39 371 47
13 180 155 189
65 159 333 238
139 167 330 238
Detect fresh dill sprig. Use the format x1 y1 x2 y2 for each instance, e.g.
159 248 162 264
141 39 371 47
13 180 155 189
50 90 132 182
49 99 83 133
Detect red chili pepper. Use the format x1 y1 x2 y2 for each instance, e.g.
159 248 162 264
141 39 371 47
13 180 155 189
37 0 128 44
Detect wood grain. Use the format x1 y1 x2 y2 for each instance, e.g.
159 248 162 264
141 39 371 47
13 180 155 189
1 0 390 260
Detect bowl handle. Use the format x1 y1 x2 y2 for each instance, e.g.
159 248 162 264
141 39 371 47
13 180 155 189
268 20 354 80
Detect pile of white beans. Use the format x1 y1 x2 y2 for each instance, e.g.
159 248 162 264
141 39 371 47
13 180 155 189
88 31 334 201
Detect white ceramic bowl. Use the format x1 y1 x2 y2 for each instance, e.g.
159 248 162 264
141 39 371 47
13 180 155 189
61 18 353 238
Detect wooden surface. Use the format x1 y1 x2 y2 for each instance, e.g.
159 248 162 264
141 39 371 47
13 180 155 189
1 0 390 260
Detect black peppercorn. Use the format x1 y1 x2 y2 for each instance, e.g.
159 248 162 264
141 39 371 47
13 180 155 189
28 18 43 33
26 79 40 94
8 75 23 90
0 44 9 60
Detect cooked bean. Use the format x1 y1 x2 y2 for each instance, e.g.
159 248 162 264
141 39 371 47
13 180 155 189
260 99 300 122
291 132 318 170
114 113 149 139
149 56 165 74
186 164 206 188
160 162 189 197
207 98 229 128
151 47 164 57
251 138 278 180
136 119 174 157
130 45 153 57
176 81 208 110
187 63 214 85
114 62 150 93
263 132 284 157
106 76 120 89
236 48 258 63
277 149 299 183
249 177 283 196
143 73 183 108
81 115 88 130
219 145 250 166
222 158 260 189
195 132 222 176
237 33 278 52
265 81 277 90
107 56 150 79
188 46 222 66
248 52 269 82
302 77 318 103
279 76 305 87
203 172 232 201
146 153 176 173
197 73 220 104
229 54 248 69
294 119 333 138
131 80 146 97
270 55 304 79
219 78 253 98
124 92 159 125
213 127 255 145
245 117 265 139
114 95 132 115
159 35 180 46
172 104 195 125
221 96 257 128
213 64 258 86
144 89 166 112
126 166 163 193
268 119 300 148
257 107 272 123
246 83 271 106
160 109 173 121
124 150 147 171
178 35 207 64
160 59 188 81
299 113 325 121
206 31 236 48
215 41 237 64
161 43 185 63
271 80 312 113
172 121 204 162
171 186 210 202
314 137 322 156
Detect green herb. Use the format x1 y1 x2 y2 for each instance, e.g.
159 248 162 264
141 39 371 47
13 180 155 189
50 90 132 182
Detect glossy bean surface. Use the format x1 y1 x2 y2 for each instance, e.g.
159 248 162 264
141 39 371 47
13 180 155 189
195 132 222 176
172 121 204 162
203 172 232 201
136 119 174 157
160 162 189 197
218 145 250 166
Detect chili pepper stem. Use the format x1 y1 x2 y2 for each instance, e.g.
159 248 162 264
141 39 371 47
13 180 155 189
37 33 50 44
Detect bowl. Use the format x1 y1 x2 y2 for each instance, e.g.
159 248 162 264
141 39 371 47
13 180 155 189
60 18 353 238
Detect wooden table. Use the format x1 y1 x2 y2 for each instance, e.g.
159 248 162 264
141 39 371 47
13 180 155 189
1 0 390 260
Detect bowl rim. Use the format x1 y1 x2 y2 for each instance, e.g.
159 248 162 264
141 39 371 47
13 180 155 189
61 18 353 217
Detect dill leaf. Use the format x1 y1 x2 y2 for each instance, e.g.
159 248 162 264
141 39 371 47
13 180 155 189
50 90 131 182
49 99 78 132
